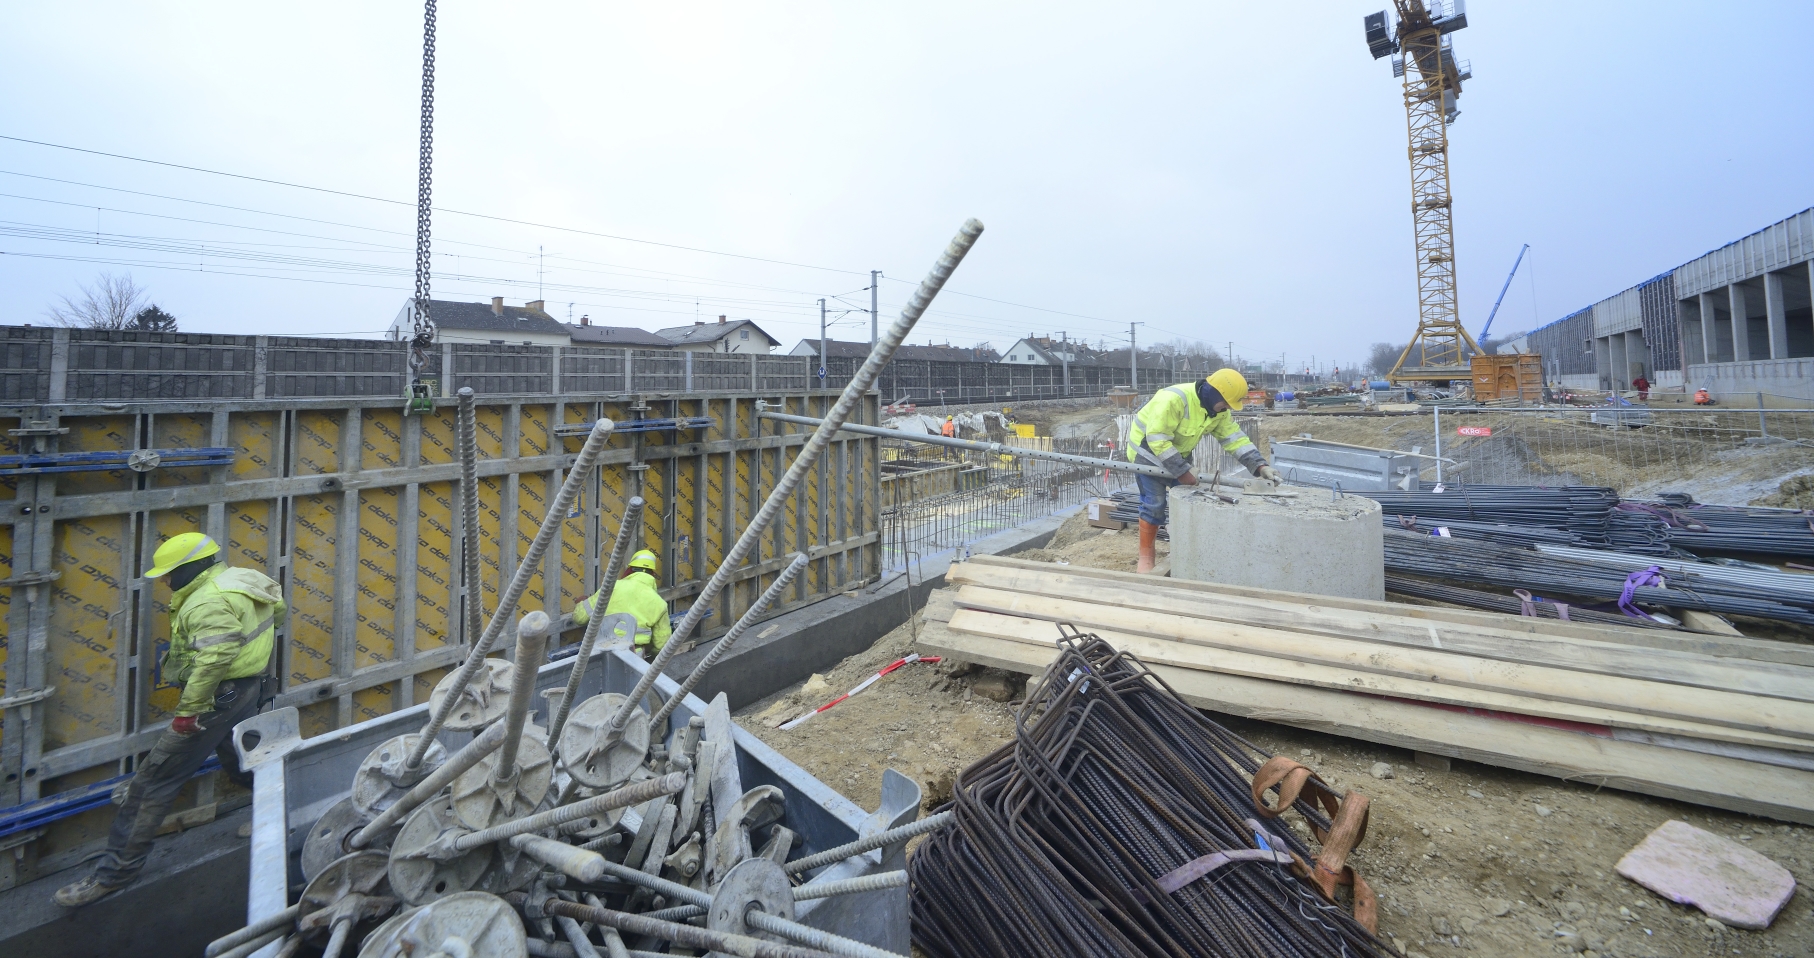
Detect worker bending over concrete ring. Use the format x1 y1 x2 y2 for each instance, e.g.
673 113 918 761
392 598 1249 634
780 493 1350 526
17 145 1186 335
1126 369 1280 574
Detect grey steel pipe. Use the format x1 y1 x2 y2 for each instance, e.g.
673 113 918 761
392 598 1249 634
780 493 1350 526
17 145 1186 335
557 915 603 958
588 860 899 958
548 497 647 750
542 899 844 958
743 911 901 958
454 772 686 850
494 611 554 781
318 918 354 958
647 552 809 733
205 904 300 958
405 418 617 771
512 833 606 882
643 870 910 923
350 719 511 848
608 218 984 736
755 409 1171 478
783 811 951 875
457 388 484 657
792 870 909 900
213 928 287 958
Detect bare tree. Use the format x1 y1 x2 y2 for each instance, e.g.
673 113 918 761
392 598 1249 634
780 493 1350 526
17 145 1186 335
46 273 148 330
1367 342 1408 376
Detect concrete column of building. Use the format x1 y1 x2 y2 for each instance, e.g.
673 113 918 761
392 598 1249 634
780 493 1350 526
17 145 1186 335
1764 270 1788 360
1698 292 1720 364
1625 330 1646 382
1728 284 1751 362
1595 335 1612 388
1610 334 1629 389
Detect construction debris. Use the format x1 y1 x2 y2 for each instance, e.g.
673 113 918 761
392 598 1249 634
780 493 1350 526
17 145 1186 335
1614 820 1798 930
916 554 1814 823
909 631 1388 958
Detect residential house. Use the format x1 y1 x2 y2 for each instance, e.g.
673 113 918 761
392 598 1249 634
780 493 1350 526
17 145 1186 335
999 336 1088 366
655 316 780 354
389 297 571 347
566 315 675 349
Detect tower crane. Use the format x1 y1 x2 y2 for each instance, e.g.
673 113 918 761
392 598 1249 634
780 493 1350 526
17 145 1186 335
1363 1 1477 384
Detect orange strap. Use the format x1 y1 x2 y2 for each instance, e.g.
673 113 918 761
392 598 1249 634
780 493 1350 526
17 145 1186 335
1250 758 1378 935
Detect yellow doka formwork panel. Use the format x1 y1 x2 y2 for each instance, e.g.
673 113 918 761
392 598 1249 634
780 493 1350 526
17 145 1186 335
0 391 879 888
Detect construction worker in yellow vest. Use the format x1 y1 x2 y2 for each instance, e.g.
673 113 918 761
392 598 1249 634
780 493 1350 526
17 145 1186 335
56 532 285 908
1127 369 1281 574
571 549 672 660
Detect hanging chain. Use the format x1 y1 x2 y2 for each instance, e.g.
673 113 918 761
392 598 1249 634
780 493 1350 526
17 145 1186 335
408 0 438 375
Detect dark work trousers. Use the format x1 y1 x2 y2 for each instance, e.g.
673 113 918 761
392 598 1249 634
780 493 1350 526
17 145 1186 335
91 675 267 886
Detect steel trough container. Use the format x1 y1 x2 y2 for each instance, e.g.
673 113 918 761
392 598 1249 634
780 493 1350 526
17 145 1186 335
231 619 916 956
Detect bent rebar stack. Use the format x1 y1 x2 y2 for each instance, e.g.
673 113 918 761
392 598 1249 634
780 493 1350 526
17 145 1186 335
909 631 1388 958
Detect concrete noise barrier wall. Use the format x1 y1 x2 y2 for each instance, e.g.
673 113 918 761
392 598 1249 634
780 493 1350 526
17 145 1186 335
0 387 878 888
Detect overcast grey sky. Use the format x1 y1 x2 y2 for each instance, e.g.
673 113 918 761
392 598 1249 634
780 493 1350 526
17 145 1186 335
3 2 1809 373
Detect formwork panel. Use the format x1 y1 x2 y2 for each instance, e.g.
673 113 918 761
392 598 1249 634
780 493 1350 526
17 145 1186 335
355 485 402 668
0 389 880 886
415 481 456 651
516 471 551 616
44 515 128 751
419 407 458 466
288 493 339 686
361 410 406 471
57 417 134 497
477 475 506 616
230 411 281 481
295 412 341 474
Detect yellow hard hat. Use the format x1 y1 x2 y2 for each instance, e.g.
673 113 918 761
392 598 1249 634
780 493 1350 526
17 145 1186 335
1206 368 1249 410
627 549 659 573
147 532 220 578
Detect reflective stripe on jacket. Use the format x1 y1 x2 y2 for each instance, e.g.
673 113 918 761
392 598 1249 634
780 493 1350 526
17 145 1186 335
572 570 672 650
1126 383 1260 478
165 565 286 716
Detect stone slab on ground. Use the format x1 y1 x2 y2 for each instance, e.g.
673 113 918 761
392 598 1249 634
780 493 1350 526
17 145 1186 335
1615 818 1798 929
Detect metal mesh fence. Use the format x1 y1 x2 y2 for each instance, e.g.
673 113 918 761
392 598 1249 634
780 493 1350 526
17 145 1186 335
878 437 1135 573
1267 407 1814 501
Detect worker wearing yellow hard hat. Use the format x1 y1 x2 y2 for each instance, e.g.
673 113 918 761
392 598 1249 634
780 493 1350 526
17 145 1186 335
1126 369 1281 574
58 531 286 908
571 548 671 660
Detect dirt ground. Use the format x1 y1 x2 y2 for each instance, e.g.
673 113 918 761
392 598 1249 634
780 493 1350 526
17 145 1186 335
737 511 1814 958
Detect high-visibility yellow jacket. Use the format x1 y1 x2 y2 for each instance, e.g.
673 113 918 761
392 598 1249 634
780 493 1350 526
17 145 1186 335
165 565 285 716
1127 382 1264 479
572 570 672 650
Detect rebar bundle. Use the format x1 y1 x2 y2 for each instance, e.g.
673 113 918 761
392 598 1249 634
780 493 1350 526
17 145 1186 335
909 631 1387 958
1620 499 1814 561
1383 530 1814 627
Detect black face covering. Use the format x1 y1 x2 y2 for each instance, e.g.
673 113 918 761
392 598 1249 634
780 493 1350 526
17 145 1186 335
1196 379 1222 412
168 555 218 591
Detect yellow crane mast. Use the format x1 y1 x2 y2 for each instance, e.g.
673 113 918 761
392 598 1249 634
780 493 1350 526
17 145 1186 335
1365 1 1478 384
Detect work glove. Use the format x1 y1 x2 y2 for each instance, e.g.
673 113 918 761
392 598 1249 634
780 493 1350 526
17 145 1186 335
1257 465 1282 486
1175 471 1199 486
171 714 201 735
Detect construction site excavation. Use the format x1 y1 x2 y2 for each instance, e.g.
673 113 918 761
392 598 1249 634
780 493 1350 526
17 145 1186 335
6 3 1814 958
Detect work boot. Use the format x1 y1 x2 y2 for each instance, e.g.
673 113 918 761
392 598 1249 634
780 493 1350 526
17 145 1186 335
1136 520 1158 574
53 874 128 908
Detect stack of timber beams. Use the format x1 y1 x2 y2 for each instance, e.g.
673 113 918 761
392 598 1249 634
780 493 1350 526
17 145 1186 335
917 555 1814 824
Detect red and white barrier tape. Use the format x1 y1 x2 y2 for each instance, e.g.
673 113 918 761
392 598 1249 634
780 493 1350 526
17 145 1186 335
779 653 941 731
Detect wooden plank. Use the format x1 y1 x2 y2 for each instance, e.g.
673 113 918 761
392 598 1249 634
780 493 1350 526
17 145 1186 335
944 606 1814 752
958 555 1814 668
912 621 1814 825
948 573 1814 701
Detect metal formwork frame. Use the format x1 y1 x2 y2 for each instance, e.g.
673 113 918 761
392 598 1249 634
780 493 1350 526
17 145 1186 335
0 388 878 881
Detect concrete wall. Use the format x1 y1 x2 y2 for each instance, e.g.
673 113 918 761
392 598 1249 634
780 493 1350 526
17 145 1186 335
1685 357 1814 403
